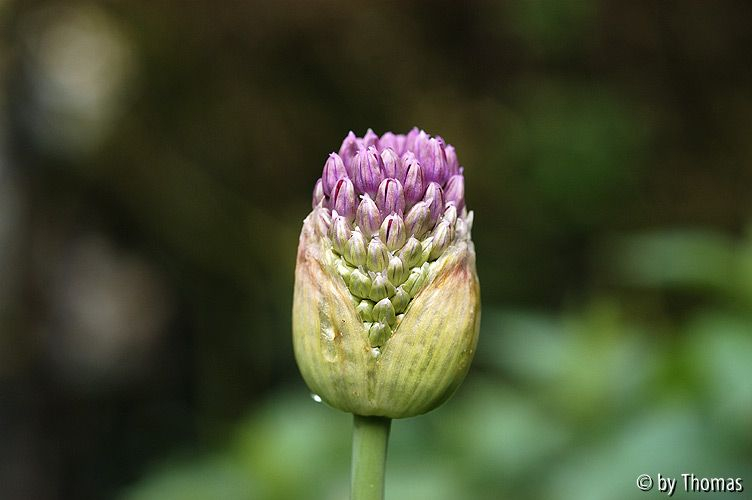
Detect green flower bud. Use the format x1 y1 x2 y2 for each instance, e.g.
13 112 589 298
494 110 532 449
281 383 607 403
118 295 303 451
336 258 355 282
430 220 455 260
398 236 423 268
368 322 393 347
372 297 396 328
356 299 374 322
349 268 371 299
344 230 367 267
387 256 407 285
369 273 395 302
391 286 410 314
330 215 351 254
402 263 429 297
367 237 389 272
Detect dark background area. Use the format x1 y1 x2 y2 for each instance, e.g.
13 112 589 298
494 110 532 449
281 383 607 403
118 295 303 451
1 1 751 499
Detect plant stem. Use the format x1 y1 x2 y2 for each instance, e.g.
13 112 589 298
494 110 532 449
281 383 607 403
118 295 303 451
351 414 391 500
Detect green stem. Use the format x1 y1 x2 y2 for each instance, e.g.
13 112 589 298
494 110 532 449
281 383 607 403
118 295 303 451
351 414 392 500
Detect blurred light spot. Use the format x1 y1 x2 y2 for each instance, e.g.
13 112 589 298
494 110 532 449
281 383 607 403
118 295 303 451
44 235 171 390
19 4 137 157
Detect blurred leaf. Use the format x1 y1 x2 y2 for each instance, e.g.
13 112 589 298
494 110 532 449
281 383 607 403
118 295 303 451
611 229 735 292
121 456 258 500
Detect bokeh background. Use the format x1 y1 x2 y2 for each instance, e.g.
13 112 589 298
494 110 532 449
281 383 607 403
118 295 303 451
1 1 751 499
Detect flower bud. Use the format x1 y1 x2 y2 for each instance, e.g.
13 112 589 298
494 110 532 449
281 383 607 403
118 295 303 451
380 214 407 251
338 131 360 176
379 132 398 152
344 230 367 267
293 128 480 419
349 268 372 299
356 299 374 322
353 147 384 198
336 259 355 281
356 194 381 237
403 155 426 207
444 175 465 211
312 178 325 208
375 178 405 216
368 322 393 347
362 128 380 150
381 132 406 155
329 215 351 254
413 130 431 165
430 220 455 260
402 263 429 297
372 297 396 327
369 273 396 302
322 153 347 196
423 182 444 227
405 127 420 152
380 148 400 179
445 144 459 177
442 204 458 226
391 286 410 314
404 201 430 239
367 237 389 272
314 207 331 237
398 236 423 268
331 177 356 221
423 138 448 185
387 255 407 285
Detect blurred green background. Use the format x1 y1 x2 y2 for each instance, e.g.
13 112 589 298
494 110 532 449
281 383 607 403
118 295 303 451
1 1 751 499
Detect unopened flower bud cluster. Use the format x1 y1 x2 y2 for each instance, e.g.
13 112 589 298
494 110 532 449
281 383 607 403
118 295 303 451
310 128 473 347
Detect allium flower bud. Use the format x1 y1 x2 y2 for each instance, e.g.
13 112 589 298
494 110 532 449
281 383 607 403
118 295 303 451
380 148 400 179
356 194 381 237
293 129 480 419
372 297 396 327
413 130 431 165
312 179 324 208
314 207 331 237
391 286 410 314
423 138 448 185
424 182 445 227
330 215 351 254
380 214 407 252
345 230 367 267
442 204 458 226
353 147 384 198
405 127 420 152
362 128 380 150
398 236 423 268
381 132 407 155
356 299 374 322
444 175 465 211
405 200 430 239
369 273 396 302
402 155 426 207
322 153 347 196
430 220 455 260
367 237 389 272
349 268 372 299
445 144 459 177
387 255 407 285
379 131 398 152
339 131 360 176
375 178 405 216
331 177 356 221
